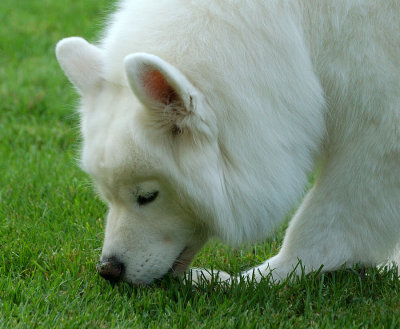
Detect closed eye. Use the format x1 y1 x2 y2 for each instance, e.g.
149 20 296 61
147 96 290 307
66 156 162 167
137 191 159 206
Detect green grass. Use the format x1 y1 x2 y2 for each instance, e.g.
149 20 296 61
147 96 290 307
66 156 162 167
1 0 400 327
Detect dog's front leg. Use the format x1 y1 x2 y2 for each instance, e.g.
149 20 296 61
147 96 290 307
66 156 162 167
247 151 400 282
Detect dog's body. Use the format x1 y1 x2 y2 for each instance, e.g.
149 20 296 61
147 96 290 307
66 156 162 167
56 0 400 284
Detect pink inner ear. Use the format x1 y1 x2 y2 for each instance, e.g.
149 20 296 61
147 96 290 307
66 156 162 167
142 70 177 104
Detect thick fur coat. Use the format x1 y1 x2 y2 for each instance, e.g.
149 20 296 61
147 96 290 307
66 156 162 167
56 0 400 284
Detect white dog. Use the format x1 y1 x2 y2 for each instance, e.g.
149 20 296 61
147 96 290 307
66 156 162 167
56 0 400 285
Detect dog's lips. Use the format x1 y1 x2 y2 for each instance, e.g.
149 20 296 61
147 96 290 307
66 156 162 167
171 246 191 275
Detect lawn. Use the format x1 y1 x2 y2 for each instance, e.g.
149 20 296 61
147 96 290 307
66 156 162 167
1 0 400 328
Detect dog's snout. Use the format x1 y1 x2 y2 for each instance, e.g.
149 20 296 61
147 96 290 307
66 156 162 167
96 257 124 283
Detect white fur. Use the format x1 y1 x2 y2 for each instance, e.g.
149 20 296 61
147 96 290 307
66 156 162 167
56 0 400 284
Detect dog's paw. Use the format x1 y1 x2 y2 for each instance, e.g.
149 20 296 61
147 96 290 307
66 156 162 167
186 268 233 285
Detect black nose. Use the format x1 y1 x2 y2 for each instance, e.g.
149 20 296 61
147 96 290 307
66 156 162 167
96 257 124 283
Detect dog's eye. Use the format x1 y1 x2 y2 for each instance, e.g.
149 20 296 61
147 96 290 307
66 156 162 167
137 191 159 206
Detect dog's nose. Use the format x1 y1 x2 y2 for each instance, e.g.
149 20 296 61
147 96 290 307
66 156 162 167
96 257 124 282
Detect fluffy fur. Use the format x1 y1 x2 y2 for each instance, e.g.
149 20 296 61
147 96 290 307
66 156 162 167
56 0 400 284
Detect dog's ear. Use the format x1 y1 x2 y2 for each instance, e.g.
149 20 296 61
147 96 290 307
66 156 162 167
124 53 214 138
56 37 104 94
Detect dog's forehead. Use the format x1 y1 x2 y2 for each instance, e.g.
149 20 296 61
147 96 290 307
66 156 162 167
80 117 156 185
81 125 156 181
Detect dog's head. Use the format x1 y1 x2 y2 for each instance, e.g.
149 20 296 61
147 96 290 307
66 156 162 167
56 26 325 283
56 37 222 284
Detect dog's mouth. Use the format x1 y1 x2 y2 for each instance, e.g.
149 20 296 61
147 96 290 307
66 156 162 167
170 246 190 275
155 247 190 282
